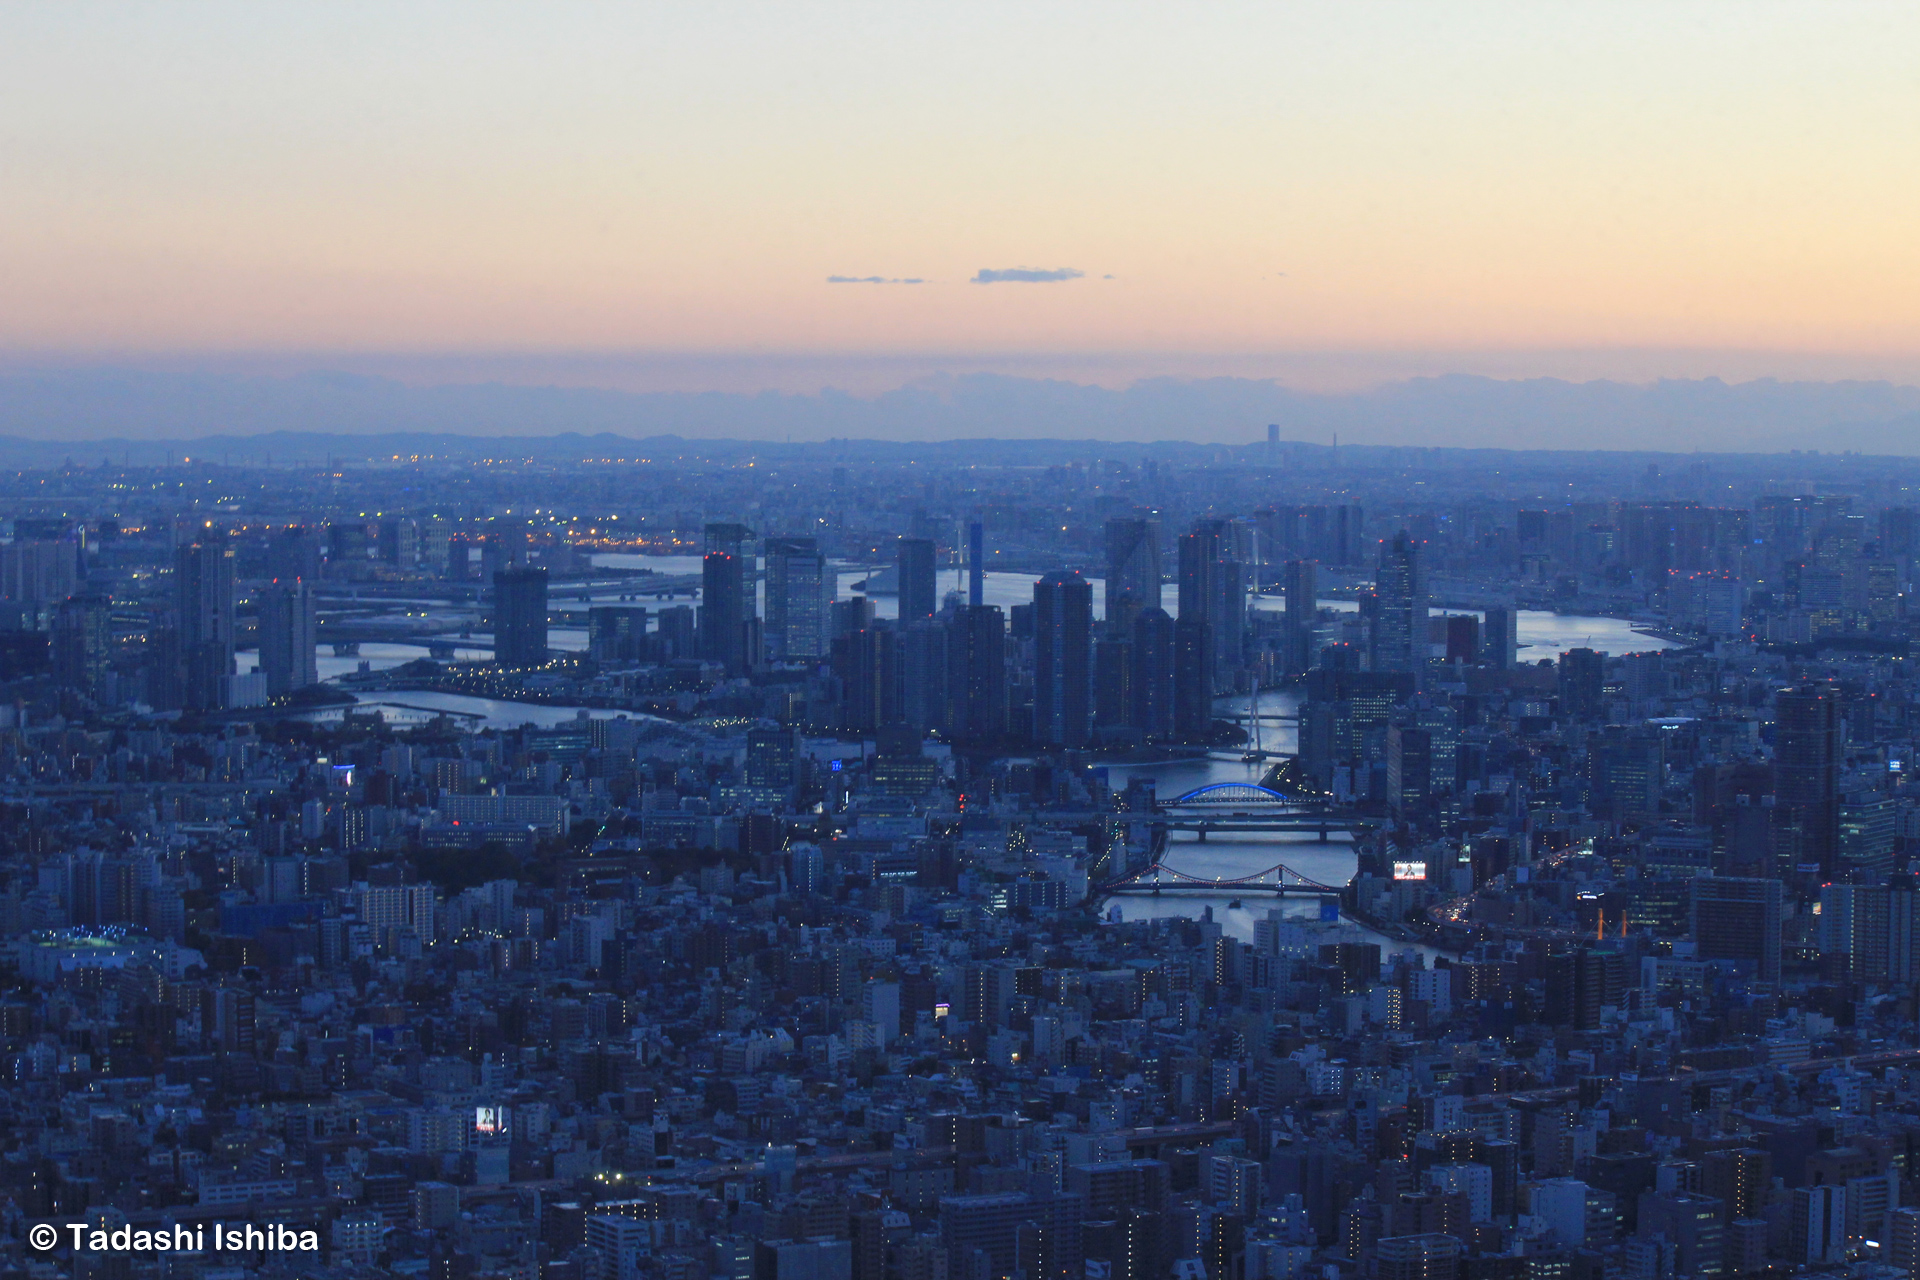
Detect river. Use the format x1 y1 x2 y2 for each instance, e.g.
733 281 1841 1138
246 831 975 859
591 554 1674 661
1095 690 1447 960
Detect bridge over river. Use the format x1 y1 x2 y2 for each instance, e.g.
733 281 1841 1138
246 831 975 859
1097 860 1344 897
1152 781 1375 841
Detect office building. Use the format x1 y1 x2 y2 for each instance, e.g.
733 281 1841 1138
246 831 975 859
1104 517 1162 635
174 540 235 711
1700 1148 1770 1222
1281 559 1317 675
897 536 937 622
1776 683 1841 876
1179 521 1247 692
1093 636 1132 732
1481 605 1518 669
1559 647 1605 720
52 592 112 698
1691 877 1783 983
1033 571 1093 748
1587 726 1664 825
1387 725 1433 815
1371 530 1426 683
1374 1233 1463 1280
1131 607 1176 741
831 626 897 734
1637 1190 1725 1278
1819 877 1920 985
656 605 696 658
257 580 318 696
1790 1185 1846 1266
939 1193 1082 1280
493 565 549 669
899 617 951 736
265 526 322 583
587 605 650 664
1888 1206 1920 1280
1172 615 1212 740
947 605 1006 743
701 521 754 674
765 536 831 661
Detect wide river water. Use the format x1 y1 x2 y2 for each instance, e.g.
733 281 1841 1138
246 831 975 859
1094 690 1378 943
246 556 1660 951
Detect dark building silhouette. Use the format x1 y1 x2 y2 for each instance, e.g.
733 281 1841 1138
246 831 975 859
52 593 112 698
897 536 937 622
257 580 318 696
1775 683 1841 876
265 526 322 582
174 541 235 711
1559 647 1605 720
1104 517 1162 637
967 520 985 607
947 605 1006 743
1094 637 1132 733
1173 615 1213 740
493 565 549 669
1543 947 1626 1030
1281 559 1318 675
700 522 754 674
765 536 829 661
587 605 649 664
1692 876 1783 982
1033 571 1093 748
899 617 950 736
656 605 696 658
1387 725 1433 815
1481 605 1518 669
1371 530 1425 684
1178 521 1246 693
831 626 897 733
1131 607 1176 741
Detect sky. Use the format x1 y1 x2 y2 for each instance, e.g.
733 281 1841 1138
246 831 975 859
3 2 1920 395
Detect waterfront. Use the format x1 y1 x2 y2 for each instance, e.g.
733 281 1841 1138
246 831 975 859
1097 691 1370 942
296 690 644 730
596 554 1677 659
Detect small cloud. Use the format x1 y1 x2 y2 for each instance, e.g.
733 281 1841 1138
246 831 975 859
827 275 925 284
1103 274 1115 280
971 267 1084 284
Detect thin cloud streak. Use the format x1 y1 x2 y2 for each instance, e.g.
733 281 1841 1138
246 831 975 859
971 268 1084 284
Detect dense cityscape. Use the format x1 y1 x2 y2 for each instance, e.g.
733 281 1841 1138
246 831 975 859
0 434 1911 1280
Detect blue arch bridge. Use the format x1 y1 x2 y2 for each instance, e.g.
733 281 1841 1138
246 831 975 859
1150 782 1374 841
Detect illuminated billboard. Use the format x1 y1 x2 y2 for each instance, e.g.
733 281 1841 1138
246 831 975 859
1392 861 1427 881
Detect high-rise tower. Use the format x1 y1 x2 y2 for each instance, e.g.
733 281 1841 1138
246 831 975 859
493 566 549 668
1104 517 1162 637
1370 530 1426 685
897 536 937 622
1033 572 1094 748
701 522 754 674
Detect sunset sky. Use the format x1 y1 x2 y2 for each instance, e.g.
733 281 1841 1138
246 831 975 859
4 2 1919 391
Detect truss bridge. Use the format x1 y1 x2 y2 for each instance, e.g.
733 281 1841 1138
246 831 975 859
1099 861 1343 896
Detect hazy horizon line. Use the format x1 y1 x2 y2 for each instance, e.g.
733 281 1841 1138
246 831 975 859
9 346 1920 397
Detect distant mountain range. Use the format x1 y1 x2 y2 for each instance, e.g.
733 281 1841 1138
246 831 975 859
3 366 1920 457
